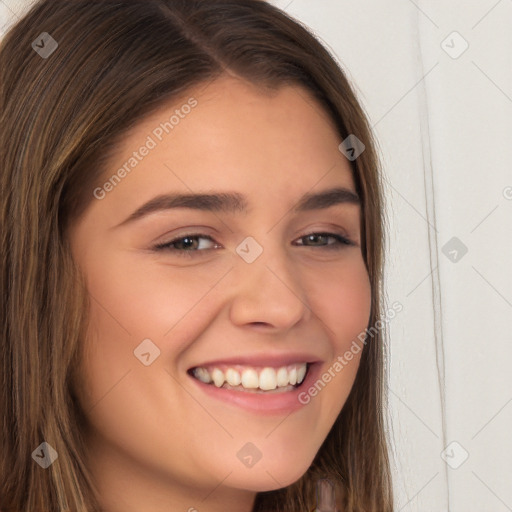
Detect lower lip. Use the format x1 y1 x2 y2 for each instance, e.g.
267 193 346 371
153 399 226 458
187 362 321 415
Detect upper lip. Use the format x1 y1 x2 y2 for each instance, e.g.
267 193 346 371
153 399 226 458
189 352 323 369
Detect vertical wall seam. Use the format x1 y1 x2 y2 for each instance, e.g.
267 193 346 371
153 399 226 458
414 1 450 510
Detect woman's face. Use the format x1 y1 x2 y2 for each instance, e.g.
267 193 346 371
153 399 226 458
70 75 371 510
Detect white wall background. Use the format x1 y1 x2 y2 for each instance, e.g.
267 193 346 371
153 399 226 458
2 1 511 510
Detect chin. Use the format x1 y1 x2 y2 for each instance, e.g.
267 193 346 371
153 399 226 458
223 453 314 492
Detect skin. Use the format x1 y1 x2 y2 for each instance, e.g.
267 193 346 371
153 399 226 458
69 74 371 512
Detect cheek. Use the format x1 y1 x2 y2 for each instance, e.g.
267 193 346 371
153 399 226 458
299 258 371 412
74 252 234 409
80 248 232 341
306 257 372 348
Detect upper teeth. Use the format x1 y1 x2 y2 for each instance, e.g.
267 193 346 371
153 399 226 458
192 363 308 390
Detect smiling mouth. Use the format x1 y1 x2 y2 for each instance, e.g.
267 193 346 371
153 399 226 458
187 362 310 393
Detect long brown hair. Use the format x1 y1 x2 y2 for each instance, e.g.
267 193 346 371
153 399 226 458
0 0 393 510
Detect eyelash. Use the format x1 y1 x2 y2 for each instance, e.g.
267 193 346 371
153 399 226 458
153 232 355 258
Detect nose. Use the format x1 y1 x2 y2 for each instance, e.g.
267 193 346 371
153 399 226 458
228 241 311 330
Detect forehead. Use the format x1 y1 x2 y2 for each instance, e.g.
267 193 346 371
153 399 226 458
94 75 357 218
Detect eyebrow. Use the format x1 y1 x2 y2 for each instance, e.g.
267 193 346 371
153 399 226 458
112 186 360 229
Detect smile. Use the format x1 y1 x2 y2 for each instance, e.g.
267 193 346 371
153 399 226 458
190 363 309 393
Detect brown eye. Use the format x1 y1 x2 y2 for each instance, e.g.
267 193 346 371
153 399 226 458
154 234 221 256
295 232 354 249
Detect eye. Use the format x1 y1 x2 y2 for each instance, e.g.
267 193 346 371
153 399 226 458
294 232 355 249
153 234 220 257
152 231 355 258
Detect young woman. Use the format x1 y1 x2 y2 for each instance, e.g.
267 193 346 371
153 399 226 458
0 1 393 511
